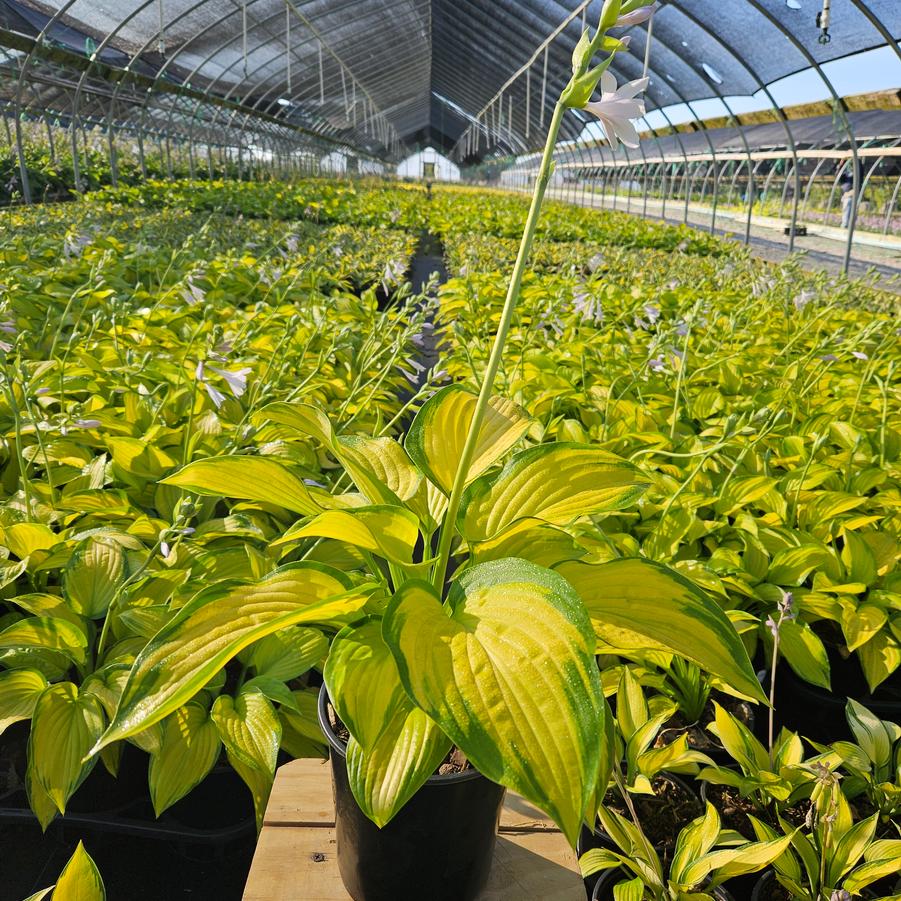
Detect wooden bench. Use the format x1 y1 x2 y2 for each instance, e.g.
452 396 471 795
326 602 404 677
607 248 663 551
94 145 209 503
243 757 586 900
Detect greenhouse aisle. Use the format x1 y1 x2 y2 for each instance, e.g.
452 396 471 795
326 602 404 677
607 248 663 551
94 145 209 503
547 188 901 288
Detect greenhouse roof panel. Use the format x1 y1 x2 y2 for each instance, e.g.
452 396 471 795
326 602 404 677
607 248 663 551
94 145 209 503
0 0 898 158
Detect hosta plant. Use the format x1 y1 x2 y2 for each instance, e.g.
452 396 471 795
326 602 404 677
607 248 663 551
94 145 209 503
749 764 901 901
697 702 815 820
613 666 714 795
812 699 901 832
87 0 763 847
579 801 793 901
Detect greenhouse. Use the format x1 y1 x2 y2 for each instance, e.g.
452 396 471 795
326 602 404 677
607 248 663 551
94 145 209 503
0 1 900 899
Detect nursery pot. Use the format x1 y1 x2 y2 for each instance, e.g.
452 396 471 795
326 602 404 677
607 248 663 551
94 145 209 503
774 662 901 744
578 774 704 898
317 686 506 901
592 867 735 901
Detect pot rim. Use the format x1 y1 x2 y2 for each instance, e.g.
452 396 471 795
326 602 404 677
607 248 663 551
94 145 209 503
592 866 735 901
316 683 485 785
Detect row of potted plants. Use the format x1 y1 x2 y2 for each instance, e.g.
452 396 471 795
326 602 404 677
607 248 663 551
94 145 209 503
2 12 899 893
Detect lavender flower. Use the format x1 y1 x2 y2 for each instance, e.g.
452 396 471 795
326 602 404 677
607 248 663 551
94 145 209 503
382 259 407 290
195 360 227 408
614 2 659 27
181 279 206 306
209 366 252 399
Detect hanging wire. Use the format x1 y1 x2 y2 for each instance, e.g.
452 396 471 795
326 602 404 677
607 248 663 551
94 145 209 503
540 46 548 128
525 66 531 139
643 12 654 78
286 1 291 93
318 41 325 104
157 0 165 56
242 0 248 79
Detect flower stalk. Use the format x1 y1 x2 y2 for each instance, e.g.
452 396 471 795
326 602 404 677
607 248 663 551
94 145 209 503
431 1 653 593
431 101 566 593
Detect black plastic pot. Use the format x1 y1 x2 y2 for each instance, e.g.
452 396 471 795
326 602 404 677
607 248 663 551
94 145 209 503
773 662 901 744
317 686 506 901
659 696 757 768
592 866 735 901
578 774 703 898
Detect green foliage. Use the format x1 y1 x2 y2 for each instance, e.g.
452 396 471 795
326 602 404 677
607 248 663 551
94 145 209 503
580 801 793 901
1 176 898 860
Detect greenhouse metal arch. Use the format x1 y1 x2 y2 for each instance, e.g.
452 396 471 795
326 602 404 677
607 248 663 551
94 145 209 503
1 0 899 270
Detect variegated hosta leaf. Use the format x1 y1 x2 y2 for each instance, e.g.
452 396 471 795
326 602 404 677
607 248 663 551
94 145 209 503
324 617 451 826
845 698 899 770
0 668 49 735
471 518 587 568
30 682 105 814
254 402 335 447
459 444 647 542
51 841 106 901
161 455 321 515
338 436 422 504
345 704 450 828
256 402 418 507
556 558 765 703
247 627 328 682
273 506 420 564
63 537 125 619
844 839 901 893
323 618 407 750
279 688 328 758
93 564 369 752
149 703 221 816
383 559 604 844
212 688 282 830
27 751 60 830
0 616 89 666
405 384 532 494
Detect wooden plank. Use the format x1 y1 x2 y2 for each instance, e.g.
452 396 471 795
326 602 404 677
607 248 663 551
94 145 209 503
245 758 585 900
264 757 334 827
244 826 585 900
244 827 342 901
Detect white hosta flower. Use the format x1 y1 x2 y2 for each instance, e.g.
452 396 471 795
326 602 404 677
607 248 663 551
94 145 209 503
209 366 252 399
195 360 226 409
572 291 604 325
382 259 407 289
583 72 648 148
615 2 659 27
181 279 206 306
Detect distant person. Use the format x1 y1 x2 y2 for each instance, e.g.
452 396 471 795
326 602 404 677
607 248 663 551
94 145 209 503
840 174 855 228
